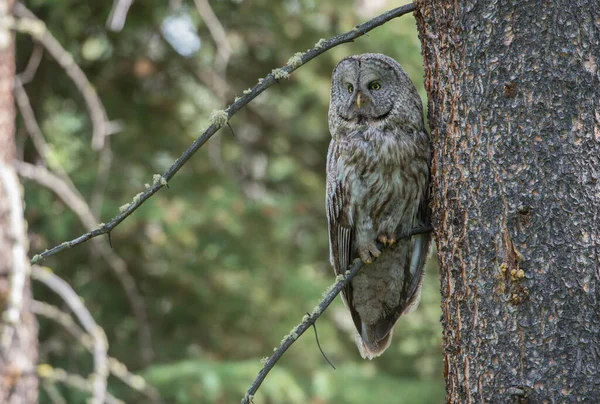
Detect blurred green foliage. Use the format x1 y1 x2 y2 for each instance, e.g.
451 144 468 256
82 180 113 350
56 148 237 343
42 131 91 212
18 0 443 402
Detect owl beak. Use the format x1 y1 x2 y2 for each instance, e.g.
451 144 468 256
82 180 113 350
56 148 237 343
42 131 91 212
356 93 362 109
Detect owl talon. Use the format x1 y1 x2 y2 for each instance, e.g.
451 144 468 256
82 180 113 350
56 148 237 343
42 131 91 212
359 242 381 263
358 249 372 263
378 233 396 246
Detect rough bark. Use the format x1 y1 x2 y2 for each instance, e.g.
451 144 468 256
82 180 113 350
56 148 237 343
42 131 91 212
415 1 600 403
0 0 39 401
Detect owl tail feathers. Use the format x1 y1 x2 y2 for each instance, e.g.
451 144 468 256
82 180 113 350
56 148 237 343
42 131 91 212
355 322 394 360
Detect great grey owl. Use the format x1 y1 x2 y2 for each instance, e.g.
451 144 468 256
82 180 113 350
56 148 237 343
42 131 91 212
326 53 431 359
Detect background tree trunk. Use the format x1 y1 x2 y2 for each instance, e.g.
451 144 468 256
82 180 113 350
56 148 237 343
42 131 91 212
415 1 600 402
0 0 38 401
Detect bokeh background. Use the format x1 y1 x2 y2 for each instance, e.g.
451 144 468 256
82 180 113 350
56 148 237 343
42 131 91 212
19 0 444 402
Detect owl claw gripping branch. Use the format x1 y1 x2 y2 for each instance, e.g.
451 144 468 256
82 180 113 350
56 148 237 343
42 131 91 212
357 241 381 264
377 233 396 247
326 53 431 359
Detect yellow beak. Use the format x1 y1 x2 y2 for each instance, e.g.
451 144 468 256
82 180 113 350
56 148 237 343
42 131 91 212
356 93 362 109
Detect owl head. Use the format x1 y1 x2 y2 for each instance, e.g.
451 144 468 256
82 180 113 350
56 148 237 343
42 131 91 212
328 53 423 135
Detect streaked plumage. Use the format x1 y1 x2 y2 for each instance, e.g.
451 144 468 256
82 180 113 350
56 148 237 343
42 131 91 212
326 53 431 359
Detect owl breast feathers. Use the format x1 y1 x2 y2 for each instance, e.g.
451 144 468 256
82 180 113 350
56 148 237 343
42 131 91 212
326 53 431 359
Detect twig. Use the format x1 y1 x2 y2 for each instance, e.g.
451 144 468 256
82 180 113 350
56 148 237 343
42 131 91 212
37 365 122 404
32 266 109 404
16 161 97 229
32 300 92 352
240 225 431 404
0 161 28 349
32 301 162 403
309 313 335 369
13 79 78 192
42 381 67 404
28 2 417 265
17 41 43 84
12 2 114 150
226 122 235 137
90 144 113 218
15 161 154 363
106 0 134 32
193 0 231 74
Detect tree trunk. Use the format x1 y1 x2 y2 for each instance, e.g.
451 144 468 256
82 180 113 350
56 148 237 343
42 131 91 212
415 1 600 402
0 1 39 402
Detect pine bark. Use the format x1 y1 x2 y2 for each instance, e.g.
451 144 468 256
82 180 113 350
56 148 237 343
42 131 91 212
0 0 39 401
415 1 600 402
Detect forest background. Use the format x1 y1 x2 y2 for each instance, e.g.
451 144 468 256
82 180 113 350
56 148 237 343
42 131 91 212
20 0 444 402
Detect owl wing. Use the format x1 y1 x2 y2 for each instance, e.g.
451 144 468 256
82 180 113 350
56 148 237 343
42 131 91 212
326 139 353 275
326 140 364 331
403 130 432 315
401 190 431 315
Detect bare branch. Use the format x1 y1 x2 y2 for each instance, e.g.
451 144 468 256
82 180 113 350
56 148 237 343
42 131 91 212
240 225 432 404
12 15 153 359
37 365 122 404
41 381 67 404
15 161 154 363
0 161 28 349
90 144 113 217
32 300 91 347
15 161 97 229
32 301 162 403
17 41 43 84
193 0 232 74
12 2 114 150
31 266 108 404
106 0 134 32
15 78 152 361
27 2 417 264
13 79 78 191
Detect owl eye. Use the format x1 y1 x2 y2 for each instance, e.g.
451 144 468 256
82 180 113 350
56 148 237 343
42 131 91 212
369 82 382 91
347 84 354 93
